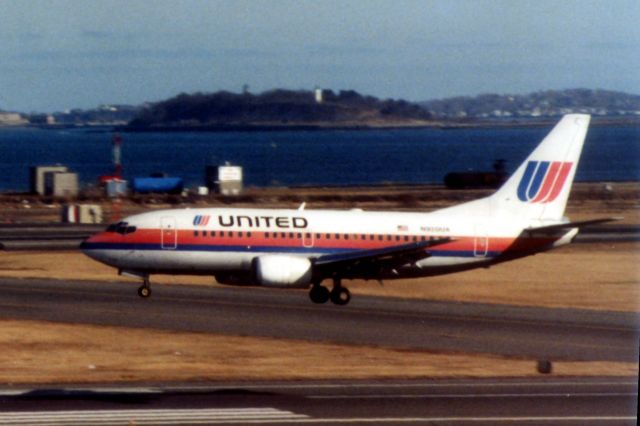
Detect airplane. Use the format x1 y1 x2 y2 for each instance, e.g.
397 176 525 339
81 114 615 305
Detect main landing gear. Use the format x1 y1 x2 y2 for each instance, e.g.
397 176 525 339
137 276 152 298
309 278 351 306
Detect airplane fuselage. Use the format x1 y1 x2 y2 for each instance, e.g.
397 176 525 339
82 206 573 283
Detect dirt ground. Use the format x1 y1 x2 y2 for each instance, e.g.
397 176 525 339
0 320 635 385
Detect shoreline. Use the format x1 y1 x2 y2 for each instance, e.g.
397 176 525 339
1 115 638 132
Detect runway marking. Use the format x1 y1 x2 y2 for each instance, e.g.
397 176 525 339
0 411 633 425
149 379 638 392
0 407 309 425
308 392 637 399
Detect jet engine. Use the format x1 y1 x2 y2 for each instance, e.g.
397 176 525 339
253 255 313 288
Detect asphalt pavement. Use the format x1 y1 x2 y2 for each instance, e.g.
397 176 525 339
0 378 636 425
0 277 637 362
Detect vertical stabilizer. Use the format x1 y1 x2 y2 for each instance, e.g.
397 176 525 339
490 114 590 222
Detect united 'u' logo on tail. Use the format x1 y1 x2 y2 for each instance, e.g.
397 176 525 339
517 161 573 203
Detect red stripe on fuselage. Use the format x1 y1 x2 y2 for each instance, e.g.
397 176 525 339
85 228 558 256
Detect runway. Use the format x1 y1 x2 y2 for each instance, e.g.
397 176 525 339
0 277 637 362
0 378 637 424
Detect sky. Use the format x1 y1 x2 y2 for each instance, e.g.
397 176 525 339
0 0 638 112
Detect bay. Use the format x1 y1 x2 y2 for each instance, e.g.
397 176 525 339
0 125 637 192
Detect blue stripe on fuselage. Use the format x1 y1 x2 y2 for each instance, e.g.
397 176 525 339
80 241 499 258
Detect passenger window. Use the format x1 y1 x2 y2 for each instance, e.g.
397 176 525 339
194 230 199 237
247 232 252 238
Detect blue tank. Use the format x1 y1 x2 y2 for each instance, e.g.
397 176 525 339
132 177 184 194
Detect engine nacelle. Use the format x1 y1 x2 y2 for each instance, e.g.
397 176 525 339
253 255 313 288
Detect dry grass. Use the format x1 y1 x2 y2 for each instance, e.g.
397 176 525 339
0 320 635 385
1 242 638 312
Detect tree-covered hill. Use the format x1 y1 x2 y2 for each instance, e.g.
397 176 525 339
128 89 432 128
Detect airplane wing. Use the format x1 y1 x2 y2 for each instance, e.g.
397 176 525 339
312 237 453 278
525 217 621 235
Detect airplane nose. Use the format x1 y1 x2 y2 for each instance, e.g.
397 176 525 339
80 233 107 262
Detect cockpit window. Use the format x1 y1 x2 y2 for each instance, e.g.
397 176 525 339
105 222 137 235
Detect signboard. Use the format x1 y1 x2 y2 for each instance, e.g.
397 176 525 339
218 166 243 182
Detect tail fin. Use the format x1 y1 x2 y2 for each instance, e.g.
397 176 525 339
491 114 591 222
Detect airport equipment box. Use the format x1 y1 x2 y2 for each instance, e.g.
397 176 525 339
31 165 68 195
45 171 79 198
206 164 243 195
61 204 103 224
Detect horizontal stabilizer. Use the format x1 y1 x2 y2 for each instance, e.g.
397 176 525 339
526 217 622 234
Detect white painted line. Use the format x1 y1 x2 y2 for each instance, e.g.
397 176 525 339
308 391 637 399
0 408 309 425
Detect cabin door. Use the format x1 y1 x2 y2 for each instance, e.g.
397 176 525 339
161 216 177 249
474 225 488 257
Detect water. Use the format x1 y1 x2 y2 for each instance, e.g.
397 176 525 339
0 125 638 192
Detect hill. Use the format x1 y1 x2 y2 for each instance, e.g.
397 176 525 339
127 89 432 129
421 89 640 119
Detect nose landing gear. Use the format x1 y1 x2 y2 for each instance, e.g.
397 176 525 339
137 276 151 298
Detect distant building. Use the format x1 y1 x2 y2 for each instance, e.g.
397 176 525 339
0 112 27 126
29 114 55 125
315 88 324 104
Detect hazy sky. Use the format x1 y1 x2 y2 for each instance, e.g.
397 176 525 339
1 0 638 112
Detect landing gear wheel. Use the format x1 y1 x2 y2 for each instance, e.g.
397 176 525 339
309 285 330 304
138 277 151 298
138 285 151 298
330 286 351 306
